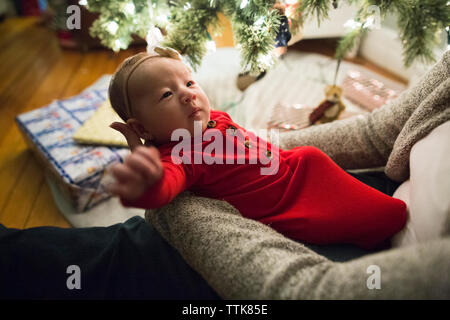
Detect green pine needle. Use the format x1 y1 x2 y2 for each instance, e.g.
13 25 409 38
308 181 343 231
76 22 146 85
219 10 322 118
78 0 450 71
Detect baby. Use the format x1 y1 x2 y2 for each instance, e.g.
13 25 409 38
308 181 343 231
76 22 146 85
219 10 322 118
108 47 407 250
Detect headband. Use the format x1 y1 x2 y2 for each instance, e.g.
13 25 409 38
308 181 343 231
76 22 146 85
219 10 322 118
123 46 183 118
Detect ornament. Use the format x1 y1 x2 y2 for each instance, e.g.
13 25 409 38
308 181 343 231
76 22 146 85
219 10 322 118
273 1 291 57
274 15 291 57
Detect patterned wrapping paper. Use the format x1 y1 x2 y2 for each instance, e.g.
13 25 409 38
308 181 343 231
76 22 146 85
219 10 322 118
267 102 366 132
267 103 313 132
342 70 405 111
15 76 130 212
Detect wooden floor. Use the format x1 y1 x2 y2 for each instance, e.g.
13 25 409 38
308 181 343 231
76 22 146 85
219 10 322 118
0 16 406 230
0 17 141 229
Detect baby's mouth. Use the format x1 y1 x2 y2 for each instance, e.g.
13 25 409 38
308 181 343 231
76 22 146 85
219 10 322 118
189 107 201 118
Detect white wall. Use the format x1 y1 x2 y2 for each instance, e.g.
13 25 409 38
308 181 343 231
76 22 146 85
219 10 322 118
359 13 447 85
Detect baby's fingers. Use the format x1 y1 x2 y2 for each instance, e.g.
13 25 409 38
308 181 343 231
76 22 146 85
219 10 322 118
108 164 147 200
134 146 162 170
108 182 139 200
110 162 141 184
125 152 162 183
110 122 143 151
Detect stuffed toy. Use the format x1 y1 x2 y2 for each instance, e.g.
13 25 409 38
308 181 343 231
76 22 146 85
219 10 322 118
309 85 346 125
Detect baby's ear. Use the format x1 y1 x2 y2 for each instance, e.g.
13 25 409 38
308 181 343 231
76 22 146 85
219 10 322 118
126 118 153 141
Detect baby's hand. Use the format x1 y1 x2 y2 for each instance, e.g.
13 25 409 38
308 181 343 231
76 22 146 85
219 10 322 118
108 146 163 201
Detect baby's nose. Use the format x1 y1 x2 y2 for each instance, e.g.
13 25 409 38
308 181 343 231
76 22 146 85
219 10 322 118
182 93 196 104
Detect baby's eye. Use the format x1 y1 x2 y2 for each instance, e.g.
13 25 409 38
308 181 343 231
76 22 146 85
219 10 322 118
187 81 194 87
161 91 172 99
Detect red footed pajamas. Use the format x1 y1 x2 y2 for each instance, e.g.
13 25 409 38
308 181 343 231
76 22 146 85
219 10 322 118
123 110 407 249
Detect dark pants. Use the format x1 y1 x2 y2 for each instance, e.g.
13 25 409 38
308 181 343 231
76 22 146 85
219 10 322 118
0 170 401 299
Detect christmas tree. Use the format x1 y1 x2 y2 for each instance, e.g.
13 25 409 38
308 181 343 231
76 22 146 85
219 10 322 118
81 0 449 73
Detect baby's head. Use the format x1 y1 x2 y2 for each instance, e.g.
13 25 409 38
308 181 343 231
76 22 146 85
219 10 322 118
109 48 211 146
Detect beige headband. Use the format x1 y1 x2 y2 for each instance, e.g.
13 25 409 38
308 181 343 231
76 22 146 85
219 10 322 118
123 46 183 118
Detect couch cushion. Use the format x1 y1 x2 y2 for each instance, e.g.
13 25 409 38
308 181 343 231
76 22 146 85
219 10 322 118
391 120 450 247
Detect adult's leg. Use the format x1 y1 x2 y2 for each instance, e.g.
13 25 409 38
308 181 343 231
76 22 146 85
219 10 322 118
148 193 450 299
0 171 402 298
0 216 219 299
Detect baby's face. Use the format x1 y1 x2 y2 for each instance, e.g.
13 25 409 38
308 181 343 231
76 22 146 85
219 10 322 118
128 57 210 145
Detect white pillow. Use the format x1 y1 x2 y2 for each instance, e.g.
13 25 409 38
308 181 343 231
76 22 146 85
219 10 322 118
391 121 450 247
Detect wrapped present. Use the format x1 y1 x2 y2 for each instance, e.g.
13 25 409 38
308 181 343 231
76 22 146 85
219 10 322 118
342 70 406 111
16 76 130 212
267 102 364 132
267 103 313 132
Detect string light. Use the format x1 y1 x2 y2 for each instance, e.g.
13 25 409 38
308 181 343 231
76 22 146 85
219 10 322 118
123 2 135 15
240 0 249 9
285 7 294 18
147 0 154 20
106 21 119 35
364 16 375 29
156 14 169 26
257 53 274 68
446 26 450 51
254 16 265 27
206 40 216 52
113 39 125 52
345 16 378 31
146 27 164 54
344 19 362 30
81 0 449 76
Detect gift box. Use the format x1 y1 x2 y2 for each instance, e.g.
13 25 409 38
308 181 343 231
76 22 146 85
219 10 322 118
267 102 365 132
342 70 406 111
15 76 130 212
267 103 313 132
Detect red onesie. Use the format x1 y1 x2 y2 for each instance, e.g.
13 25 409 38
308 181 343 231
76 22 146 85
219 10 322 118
123 110 407 249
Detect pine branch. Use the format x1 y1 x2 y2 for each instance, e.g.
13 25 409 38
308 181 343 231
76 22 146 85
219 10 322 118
395 0 449 66
163 1 221 70
230 1 281 73
335 26 366 61
80 0 449 72
298 0 332 26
